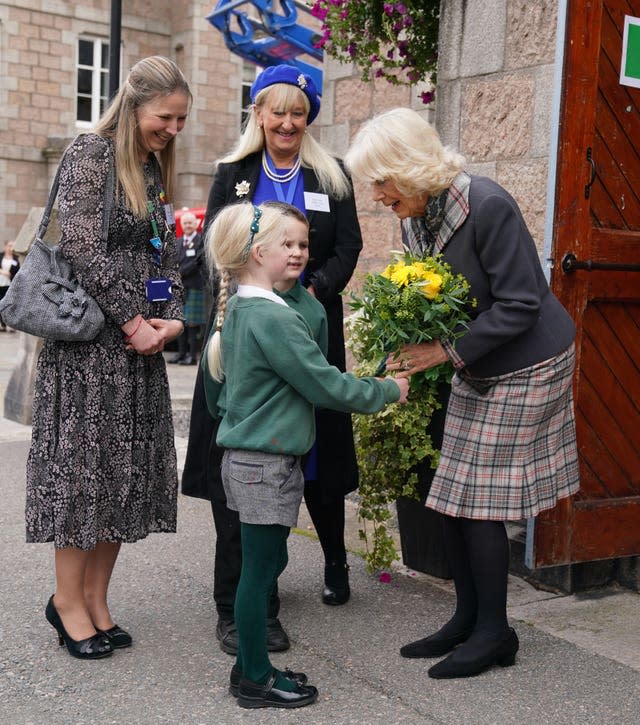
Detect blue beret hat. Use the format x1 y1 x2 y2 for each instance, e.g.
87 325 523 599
250 65 321 124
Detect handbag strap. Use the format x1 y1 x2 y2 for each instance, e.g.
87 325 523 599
37 142 115 244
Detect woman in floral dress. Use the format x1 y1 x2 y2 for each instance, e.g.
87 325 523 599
26 56 190 660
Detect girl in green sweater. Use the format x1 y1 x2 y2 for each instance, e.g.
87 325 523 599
202 201 408 710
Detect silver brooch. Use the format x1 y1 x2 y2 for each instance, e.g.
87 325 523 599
235 180 251 197
297 74 307 90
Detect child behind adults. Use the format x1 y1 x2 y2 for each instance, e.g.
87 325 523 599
202 201 409 710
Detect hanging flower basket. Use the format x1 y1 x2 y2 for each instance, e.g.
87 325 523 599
310 0 440 104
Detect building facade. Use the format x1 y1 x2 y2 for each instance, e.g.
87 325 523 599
1 1 556 278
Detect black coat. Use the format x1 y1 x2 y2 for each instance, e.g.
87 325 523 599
181 153 363 503
175 232 205 290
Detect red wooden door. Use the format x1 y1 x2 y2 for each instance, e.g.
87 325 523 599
533 0 640 566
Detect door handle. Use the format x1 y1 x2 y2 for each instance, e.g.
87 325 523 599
562 253 640 273
584 147 596 199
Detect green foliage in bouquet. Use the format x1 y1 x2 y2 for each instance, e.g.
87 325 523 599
348 252 473 573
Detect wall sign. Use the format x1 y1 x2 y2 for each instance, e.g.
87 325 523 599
620 15 640 88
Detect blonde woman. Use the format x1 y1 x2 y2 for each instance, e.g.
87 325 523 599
182 65 363 656
345 108 579 679
27 56 190 659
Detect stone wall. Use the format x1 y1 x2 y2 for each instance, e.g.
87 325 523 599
314 0 560 280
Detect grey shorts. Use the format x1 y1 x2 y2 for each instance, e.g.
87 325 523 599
221 449 304 527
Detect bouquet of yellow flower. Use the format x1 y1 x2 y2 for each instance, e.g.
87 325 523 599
348 251 473 573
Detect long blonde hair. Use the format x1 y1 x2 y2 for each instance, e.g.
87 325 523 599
344 108 466 198
219 83 351 200
95 56 192 216
205 201 308 381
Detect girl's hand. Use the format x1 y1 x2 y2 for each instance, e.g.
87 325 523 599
393 376 410 403
148 318 184 345
385 341 448 378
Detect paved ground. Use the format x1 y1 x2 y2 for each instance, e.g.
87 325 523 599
1 331 639 724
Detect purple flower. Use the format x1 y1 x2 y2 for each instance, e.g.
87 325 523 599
379 571 392 583
347 43 356 57
383 3 394 16
396 3 407 14
421 90 435 104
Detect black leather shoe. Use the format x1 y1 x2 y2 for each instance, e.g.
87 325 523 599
400 628 473 658
266 618 290 652
168 354 185 364
229 665 307 697
428 628 519 679
178 355 197 365
98 624 132 649
45 596 113 660
322 562 350 606
216 618 238 655
237 671 318 709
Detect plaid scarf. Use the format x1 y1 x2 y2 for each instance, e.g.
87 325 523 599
402 172 471 256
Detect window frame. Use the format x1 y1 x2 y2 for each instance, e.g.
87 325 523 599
76 37 111 128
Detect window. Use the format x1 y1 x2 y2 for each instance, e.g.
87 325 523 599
76 38 110 126
241 61 259 128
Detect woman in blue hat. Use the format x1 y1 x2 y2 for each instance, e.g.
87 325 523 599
182 65 363 654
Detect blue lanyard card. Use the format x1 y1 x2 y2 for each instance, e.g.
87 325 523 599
146 277 173 302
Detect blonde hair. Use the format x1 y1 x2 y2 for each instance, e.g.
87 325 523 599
344 108 466 198
95 56 192 216
219 83 351 200
205 201 309 381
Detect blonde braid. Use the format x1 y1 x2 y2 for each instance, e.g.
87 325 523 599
206 269 232 382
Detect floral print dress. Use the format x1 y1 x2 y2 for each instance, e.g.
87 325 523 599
25 133 184 549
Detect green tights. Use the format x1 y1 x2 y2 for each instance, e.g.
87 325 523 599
235 522 295 690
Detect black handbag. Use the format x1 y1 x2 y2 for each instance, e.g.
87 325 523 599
0 151 113 342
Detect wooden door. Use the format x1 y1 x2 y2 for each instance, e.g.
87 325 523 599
533 0 640 566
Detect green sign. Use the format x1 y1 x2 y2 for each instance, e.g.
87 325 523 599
621 15 640 88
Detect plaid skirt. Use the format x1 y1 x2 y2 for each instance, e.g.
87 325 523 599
426 343 579 520
183 288 207 325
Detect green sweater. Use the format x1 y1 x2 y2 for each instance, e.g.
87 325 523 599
275 280 328 357
203 292 399 455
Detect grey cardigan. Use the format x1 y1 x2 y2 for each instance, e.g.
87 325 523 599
425 175 575 378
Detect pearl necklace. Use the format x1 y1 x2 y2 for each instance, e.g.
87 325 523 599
261 151 301 184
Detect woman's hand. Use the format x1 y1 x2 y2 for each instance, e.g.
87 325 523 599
148 318 184 346
121 315 164 355
385 341 448 378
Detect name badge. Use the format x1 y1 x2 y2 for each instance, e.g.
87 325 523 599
185 248 196 257
304 192 330 212
146 277 173 302
164 203 175 225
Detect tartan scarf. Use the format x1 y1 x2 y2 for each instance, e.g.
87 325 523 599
402 172 471 256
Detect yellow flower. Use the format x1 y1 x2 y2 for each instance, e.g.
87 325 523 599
416 271 443 299
390 265 415 286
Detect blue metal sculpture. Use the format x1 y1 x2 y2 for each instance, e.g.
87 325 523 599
207 0 324 92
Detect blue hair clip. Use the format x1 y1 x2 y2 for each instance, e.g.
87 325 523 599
241 206 262 262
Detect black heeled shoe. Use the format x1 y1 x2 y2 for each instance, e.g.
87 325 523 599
428 628 519 679
322 562 350 606
229 665 308 697
400 627 473 658
45 596 113 660
98 624 132 649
